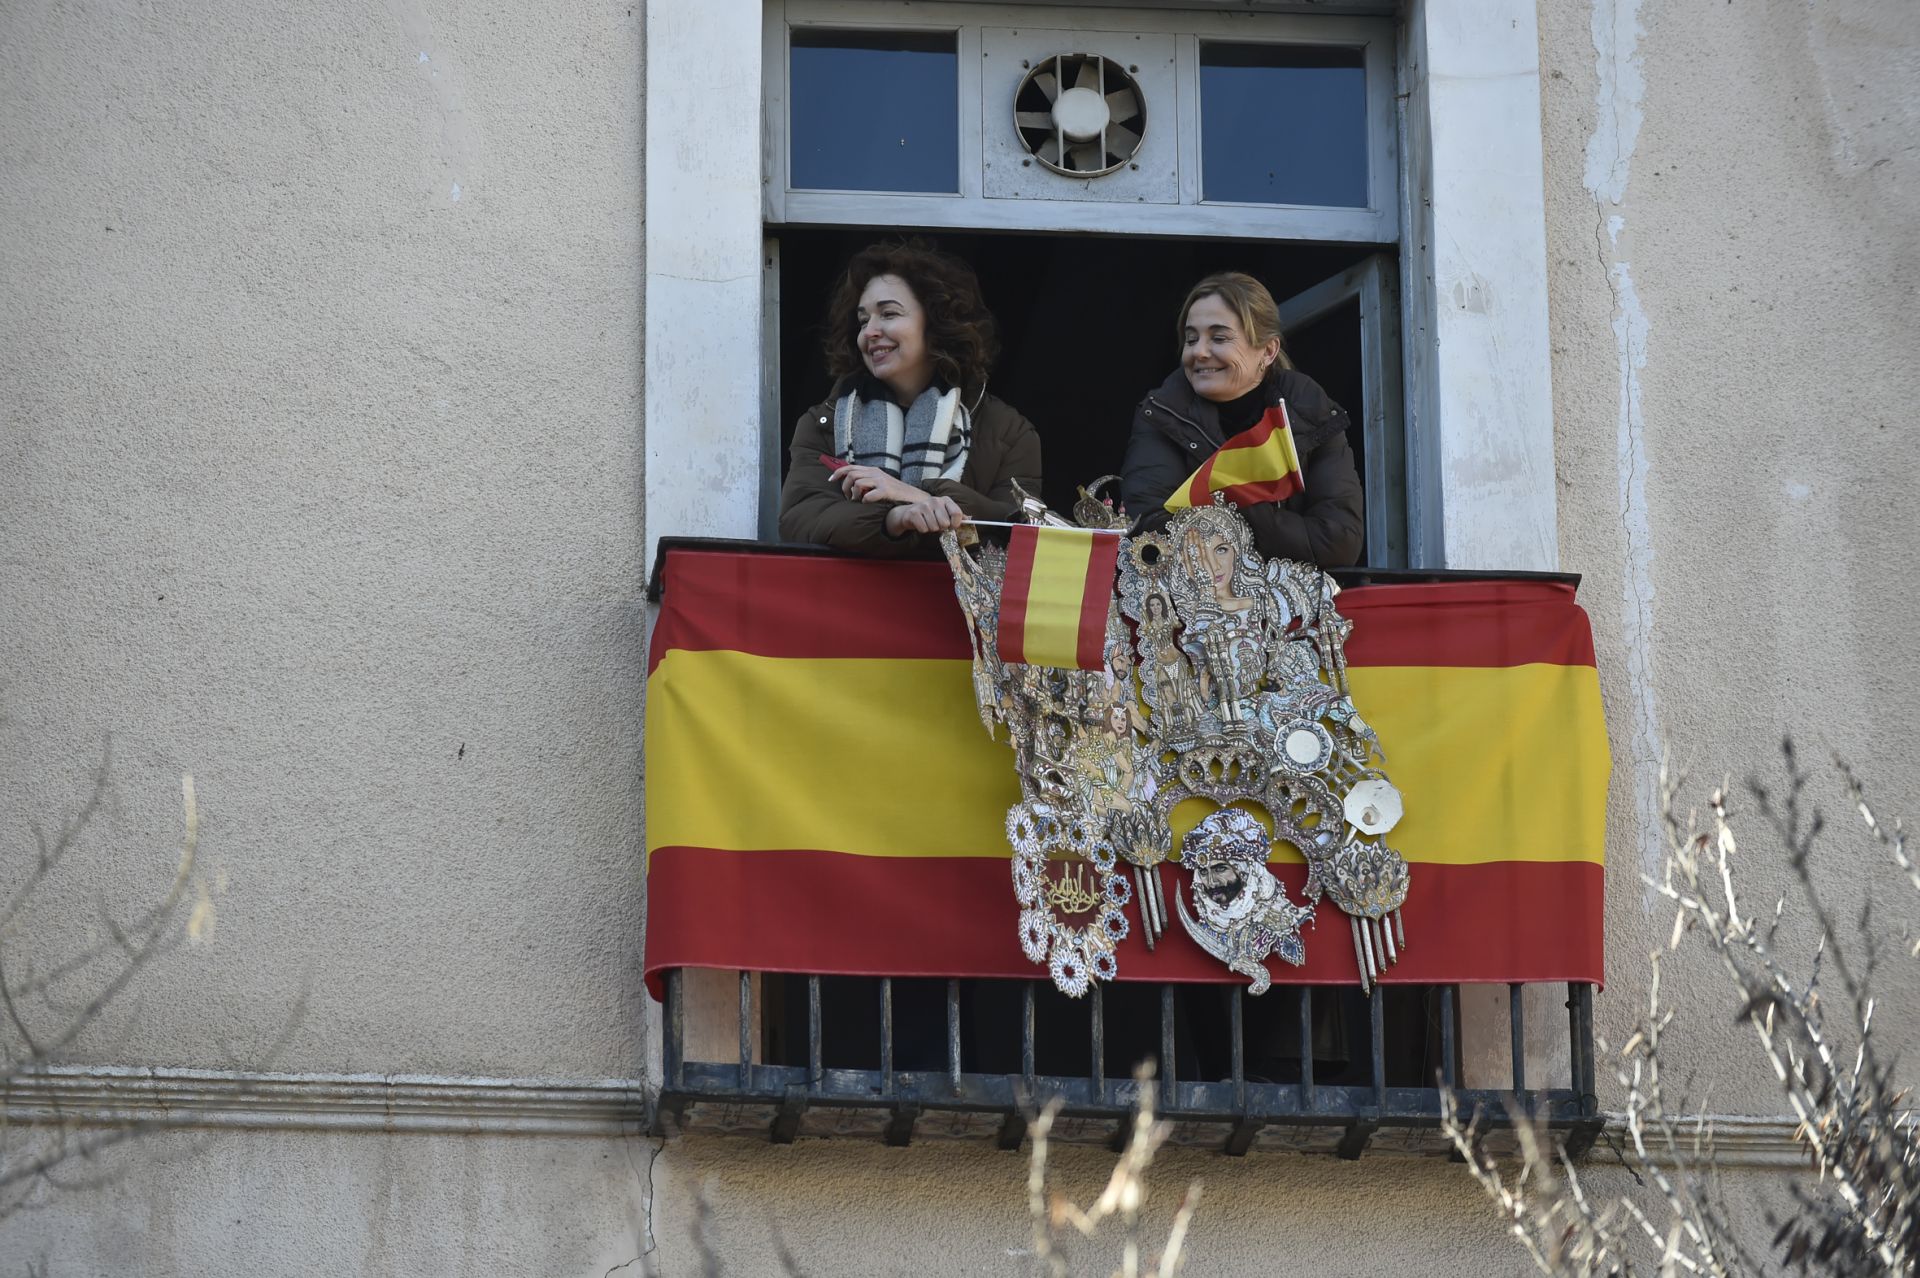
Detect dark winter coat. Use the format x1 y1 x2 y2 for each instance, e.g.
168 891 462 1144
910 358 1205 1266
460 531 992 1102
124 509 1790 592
777 378 1043 559
1120 366 1365 567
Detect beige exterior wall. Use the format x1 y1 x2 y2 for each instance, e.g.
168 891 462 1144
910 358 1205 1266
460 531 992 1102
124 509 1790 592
0 0 1914 1274
1545 0 1920 1104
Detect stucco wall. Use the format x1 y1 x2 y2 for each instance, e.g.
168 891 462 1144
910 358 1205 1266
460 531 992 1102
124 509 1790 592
1543 0 1920 1103
0 0 646 1080
3 0 1917 1273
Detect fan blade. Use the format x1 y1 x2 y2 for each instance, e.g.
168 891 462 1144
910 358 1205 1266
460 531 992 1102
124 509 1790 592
1106 124 1141 157
1069 141 1103 171
1033 71 1057 102
1106 88 1139 123
1038 136 1062 166
1073 58 1099 93
1016 111 1055 131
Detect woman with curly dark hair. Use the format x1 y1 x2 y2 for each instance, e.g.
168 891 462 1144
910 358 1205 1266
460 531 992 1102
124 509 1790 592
778 240 1042 555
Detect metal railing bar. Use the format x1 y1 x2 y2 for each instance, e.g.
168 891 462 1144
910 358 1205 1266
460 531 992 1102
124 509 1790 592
880 976 894 1095
1564 981 1579 1098
1509 982 1527 1093
1021 981 1036 1087
738 970 753 1090
1224 985 1261 1156
947 979 962 1093
1297 985 1314 1110
1570 982 1597 1108
1440 985 1457 1089
1159 983 1177 1110
1230 986 1246 1103
1090 982 1105 1099
666 969 685 1090
807 975 822 1091
1369 985 1386 1106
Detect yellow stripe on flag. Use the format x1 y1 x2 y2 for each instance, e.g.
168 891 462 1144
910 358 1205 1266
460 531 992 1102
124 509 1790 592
645 651 1021 861
646 649 1607 866
1207 426 1301 490
1018 528 1099 668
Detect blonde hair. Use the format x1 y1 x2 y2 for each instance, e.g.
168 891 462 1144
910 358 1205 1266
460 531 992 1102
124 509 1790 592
1176 271 1292 371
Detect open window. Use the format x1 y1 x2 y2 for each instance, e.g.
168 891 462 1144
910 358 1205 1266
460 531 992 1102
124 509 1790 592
774 234 1407 565
761 2 1409 566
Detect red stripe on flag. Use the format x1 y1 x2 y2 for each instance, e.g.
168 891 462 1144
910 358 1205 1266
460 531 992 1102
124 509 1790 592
1074 533 1121 669
1183 455 1215 508
649 551 972 671
644 847 1605 998
649 550 1596 670
1339 581 1597 668
996 525 1039 665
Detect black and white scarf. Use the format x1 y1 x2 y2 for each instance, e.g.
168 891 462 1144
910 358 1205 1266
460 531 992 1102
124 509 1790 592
832 383 971 484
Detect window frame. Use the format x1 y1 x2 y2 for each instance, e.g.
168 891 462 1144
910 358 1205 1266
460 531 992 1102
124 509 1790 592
764 0 1399 244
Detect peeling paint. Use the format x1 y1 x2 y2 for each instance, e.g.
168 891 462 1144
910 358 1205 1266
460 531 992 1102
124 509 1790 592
1583 0 1644 206
1585 0 1664 902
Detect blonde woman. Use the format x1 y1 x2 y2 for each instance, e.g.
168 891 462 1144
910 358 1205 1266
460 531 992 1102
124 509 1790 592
1121 272 1364 567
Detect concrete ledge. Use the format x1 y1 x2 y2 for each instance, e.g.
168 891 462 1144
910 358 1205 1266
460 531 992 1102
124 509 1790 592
0 1065 649 1138
0 1067 1815 1168
1594 1111 1815 1170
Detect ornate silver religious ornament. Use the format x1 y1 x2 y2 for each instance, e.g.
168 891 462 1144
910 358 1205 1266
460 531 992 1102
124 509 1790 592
1119 502 1409 991
942 498 1410 996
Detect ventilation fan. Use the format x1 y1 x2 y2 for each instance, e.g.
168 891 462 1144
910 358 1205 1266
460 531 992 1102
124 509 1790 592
1013 54 1146 178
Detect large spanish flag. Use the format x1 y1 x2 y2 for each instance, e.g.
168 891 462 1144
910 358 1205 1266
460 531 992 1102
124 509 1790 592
1164 403 1304 512
645 545 1607 998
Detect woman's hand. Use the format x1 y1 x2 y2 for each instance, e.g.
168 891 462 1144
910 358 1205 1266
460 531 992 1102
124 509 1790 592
884 495 967 536
832 464 920 506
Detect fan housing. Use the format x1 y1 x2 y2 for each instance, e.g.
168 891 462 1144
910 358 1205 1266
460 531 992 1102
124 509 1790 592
1013 54 1146 179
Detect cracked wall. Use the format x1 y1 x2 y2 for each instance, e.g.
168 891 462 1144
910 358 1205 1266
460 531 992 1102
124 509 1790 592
1543 0 1920 1108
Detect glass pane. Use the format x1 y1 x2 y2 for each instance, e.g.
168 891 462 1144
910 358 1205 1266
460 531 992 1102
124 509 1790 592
790 29 958 194
1200 44 1367 208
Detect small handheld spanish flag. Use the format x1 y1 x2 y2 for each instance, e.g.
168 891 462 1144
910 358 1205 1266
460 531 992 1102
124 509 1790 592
1164 402 1305 512
996 526 1121 671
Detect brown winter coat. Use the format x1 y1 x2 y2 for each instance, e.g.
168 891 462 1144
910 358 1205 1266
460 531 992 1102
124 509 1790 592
1120 366 1365 567
777 380 1043 558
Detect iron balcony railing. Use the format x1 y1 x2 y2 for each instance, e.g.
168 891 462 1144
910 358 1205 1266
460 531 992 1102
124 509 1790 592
653 972 1599 1158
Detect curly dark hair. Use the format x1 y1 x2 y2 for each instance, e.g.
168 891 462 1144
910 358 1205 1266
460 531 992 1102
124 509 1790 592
821 239 999 401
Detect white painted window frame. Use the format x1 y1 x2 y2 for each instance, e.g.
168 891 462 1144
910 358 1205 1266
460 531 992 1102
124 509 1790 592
1276 253 1405 567
644 0 1554 576
645 0 1561 1087
765 1 1398 243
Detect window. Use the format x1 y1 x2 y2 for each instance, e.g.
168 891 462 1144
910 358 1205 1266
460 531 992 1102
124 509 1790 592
1199 43 1368 207
789 29 959 193
763 1 1407 566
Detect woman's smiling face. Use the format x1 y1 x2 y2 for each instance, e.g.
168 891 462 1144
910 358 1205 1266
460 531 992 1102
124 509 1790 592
1181 293 1276 403
856 274 933 400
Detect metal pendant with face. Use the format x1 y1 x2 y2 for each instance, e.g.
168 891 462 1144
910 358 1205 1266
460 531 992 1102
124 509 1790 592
1172 809 1311 995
